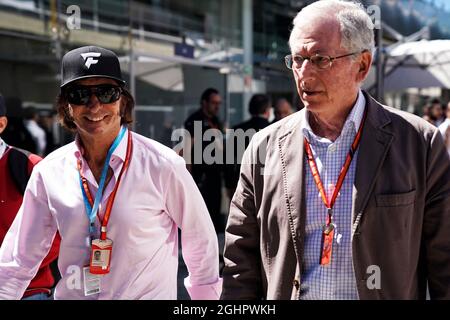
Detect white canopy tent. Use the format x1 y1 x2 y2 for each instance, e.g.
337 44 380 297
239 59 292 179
120 56 185 92
119 52 231 92
119 51 235 130
363 39 450 92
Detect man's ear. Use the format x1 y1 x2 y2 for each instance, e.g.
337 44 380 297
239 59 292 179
0 116 8 135
356 50 373 83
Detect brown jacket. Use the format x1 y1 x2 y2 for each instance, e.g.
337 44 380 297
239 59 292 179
222 92 450 300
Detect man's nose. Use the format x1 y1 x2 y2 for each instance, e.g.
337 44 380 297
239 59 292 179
296 58 315 78
86 93 101 111
295 61 317 86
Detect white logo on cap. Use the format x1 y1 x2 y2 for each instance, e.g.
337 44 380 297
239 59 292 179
81 52 101 69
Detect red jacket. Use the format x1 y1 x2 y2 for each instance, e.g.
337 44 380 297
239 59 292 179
0 147 61 298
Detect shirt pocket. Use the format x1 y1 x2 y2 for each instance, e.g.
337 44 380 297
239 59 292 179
375 190 416 207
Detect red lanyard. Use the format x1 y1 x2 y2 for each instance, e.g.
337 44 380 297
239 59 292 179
304 108 367 265
77 130 133 240
304 108 367 216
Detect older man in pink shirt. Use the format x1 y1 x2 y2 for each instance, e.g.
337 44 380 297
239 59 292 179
0 46 221 299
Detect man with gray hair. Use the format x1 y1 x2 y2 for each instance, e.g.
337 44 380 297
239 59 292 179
222 0 450 300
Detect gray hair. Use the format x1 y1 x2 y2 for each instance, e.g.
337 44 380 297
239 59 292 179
290 0 375 53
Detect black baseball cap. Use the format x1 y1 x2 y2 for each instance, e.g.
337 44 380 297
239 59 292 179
0 95 5 117
60 46 126 88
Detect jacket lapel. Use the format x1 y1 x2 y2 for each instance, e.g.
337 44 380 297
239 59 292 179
352 92 394 233
277 111 306 264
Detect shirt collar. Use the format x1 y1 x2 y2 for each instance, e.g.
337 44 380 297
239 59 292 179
73 127 129 163
301 90 366 142
439 118 450 134
0 137 7 159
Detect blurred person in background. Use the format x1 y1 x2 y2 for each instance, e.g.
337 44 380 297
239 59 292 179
38 109 60 155
24 106 47 157
0 97 37 153
421 102 432 124
438 101 450 156
271 98 294 124
225 94 271 199
184 88 225 233
0 94 60 300
429 98 445 127
0 46 221 300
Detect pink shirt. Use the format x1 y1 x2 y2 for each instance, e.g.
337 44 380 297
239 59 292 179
0 129 222 299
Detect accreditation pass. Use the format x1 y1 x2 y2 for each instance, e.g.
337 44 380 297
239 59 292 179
83 266 102 296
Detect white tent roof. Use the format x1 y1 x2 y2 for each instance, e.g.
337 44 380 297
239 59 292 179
364 39 450 91
119 52 229 92
388 39 450 56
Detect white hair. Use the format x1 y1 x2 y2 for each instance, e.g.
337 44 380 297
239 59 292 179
289 0 375 53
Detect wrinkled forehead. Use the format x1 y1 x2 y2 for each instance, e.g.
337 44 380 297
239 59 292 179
289 14 342 55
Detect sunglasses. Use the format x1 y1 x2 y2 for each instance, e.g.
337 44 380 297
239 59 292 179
65 84 122 105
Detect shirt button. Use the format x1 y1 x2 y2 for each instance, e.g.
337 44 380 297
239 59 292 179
329 144 336 153
293 279 300 290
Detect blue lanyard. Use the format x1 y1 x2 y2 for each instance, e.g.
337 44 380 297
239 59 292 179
78 126 127 236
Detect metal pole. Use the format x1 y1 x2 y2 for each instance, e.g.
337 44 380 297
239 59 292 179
93 0 99 32
129 1 136 131
225 72 230 128
56 0 62 60
242 0 253 122
375 27 384 103
129 51 135 103
50 0 62 61
38 0 45 23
